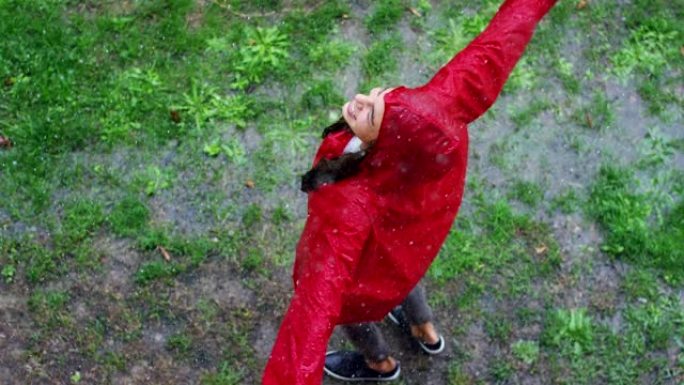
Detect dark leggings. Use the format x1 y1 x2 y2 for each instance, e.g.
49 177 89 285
340 284 433 362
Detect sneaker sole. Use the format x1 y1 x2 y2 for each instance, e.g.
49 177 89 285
387 310 446 355
418 335 446 355
387 311 401 326
323 351 401 382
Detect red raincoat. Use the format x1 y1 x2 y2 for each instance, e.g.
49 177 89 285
263 0 557 383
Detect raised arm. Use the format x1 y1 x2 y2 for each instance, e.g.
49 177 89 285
421 0 557 124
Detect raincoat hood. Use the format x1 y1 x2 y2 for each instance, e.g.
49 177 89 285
263 0 557 383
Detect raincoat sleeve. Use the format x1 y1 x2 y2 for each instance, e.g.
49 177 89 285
422 0 557 124
263 182 372 385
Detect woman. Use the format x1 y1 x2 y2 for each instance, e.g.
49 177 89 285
263 0 558 383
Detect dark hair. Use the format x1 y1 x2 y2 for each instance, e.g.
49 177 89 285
300 118 371 192
320 116 350 138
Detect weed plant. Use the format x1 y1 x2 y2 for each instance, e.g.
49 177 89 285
542 308 594 356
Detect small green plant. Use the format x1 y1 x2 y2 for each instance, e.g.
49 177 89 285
204 137 247 164
134 166 174 196
166 332 192 355
590 167 650 257
24 242 58 284
1 264 16 283
70 371 81 384
203 139 223 157
28 290 70 313
176 81 220 132
201 361 242 385
542 308 594 355
241 247 264 272
511 340 540 365
222 138 248 165
212 95 254 129
231 26 290 89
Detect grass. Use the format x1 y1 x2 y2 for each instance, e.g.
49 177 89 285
1 0 683 383
429 197 562 308
550 188 581 214
109 195 150 238
572 90 615 130
588 165 684 284
508 179 544 208
366 0 405 35
361 33 402 88
509 98 551 130
201 361 243 385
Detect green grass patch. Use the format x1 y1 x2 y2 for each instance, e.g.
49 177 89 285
135 260 183 285
511 340 540 365
167 332 193 356
610 17 679 81
201 361 242 385
366 0 405 35
588 165 684 283
58 198 105 244
429 199 561 288
24 241 58 284
361 34 402 86
108 195 150 238
509 98 551 129
508 179 544 208
300 79 345 111
550 188 581 214
27 288 71 328
572 90 614 130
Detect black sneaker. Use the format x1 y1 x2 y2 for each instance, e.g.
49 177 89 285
323 350 400 382
387 306 446 355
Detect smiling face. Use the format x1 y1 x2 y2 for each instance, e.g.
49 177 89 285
342 87 394 144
